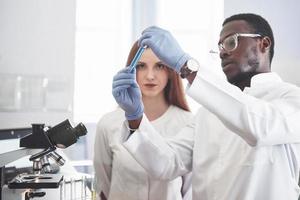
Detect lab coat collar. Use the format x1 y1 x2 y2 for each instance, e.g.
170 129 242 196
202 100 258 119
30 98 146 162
248 72 282 88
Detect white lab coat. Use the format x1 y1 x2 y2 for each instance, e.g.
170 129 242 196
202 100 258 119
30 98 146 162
123 71 300 200
93 105 193 200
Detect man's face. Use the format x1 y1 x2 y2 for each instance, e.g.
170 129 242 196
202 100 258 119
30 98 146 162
219 20 262 86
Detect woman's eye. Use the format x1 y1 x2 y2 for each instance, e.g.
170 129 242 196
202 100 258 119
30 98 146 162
156 63 166 70
136 63 145 69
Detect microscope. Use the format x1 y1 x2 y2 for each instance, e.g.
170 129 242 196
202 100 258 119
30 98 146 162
0 119 87 200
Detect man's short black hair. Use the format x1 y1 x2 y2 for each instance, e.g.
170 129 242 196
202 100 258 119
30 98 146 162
223 13 275 64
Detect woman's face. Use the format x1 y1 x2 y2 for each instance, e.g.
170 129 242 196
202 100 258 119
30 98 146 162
136 48 169 98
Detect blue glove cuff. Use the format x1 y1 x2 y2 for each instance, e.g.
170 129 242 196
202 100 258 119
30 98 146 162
175 53 192 73
125 103 144 120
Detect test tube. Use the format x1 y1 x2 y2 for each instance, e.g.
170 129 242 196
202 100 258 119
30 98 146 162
90 176 96 200
80 176 84 200
83 176 87 199
129 45 147 72
63 179 67 200
74 178 77 200
70 178 74 200
60 181 63 200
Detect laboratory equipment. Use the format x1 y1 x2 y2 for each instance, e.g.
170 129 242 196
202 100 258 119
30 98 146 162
0 119 87 200
129 45 147 72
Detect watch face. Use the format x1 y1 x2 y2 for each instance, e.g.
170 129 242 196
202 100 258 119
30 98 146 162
187 59 200 71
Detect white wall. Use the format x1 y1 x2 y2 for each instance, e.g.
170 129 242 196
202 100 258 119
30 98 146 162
224 0 300 86
0 0 299 141
0 0 76 128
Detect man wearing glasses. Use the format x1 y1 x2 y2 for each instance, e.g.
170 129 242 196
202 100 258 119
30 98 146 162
112 13 300 199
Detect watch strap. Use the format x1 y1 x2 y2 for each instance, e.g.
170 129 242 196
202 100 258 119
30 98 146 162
180 65 193 78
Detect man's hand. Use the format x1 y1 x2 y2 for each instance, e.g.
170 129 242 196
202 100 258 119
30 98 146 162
112 68 144 120
139 26 191 73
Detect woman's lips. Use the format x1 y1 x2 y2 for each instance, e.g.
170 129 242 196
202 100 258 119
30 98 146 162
144 83 157 88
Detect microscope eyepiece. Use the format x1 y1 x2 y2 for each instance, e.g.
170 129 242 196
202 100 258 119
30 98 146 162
74 123 87 137
47 119 87 148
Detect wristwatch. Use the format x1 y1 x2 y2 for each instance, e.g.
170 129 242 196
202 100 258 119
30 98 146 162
180 58 200 79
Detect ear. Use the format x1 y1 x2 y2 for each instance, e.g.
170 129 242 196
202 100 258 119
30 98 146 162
260 36 271 53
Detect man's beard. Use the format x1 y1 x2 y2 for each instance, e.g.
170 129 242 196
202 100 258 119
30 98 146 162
228 58 260 86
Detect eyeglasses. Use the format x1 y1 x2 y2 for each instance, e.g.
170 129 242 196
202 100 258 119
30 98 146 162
218 33 262 52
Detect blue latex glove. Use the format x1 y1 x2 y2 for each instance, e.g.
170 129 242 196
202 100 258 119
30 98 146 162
138 26 191 73
112 68 144 120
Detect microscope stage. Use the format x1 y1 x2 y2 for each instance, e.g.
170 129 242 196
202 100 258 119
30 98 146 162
8 174 63 189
